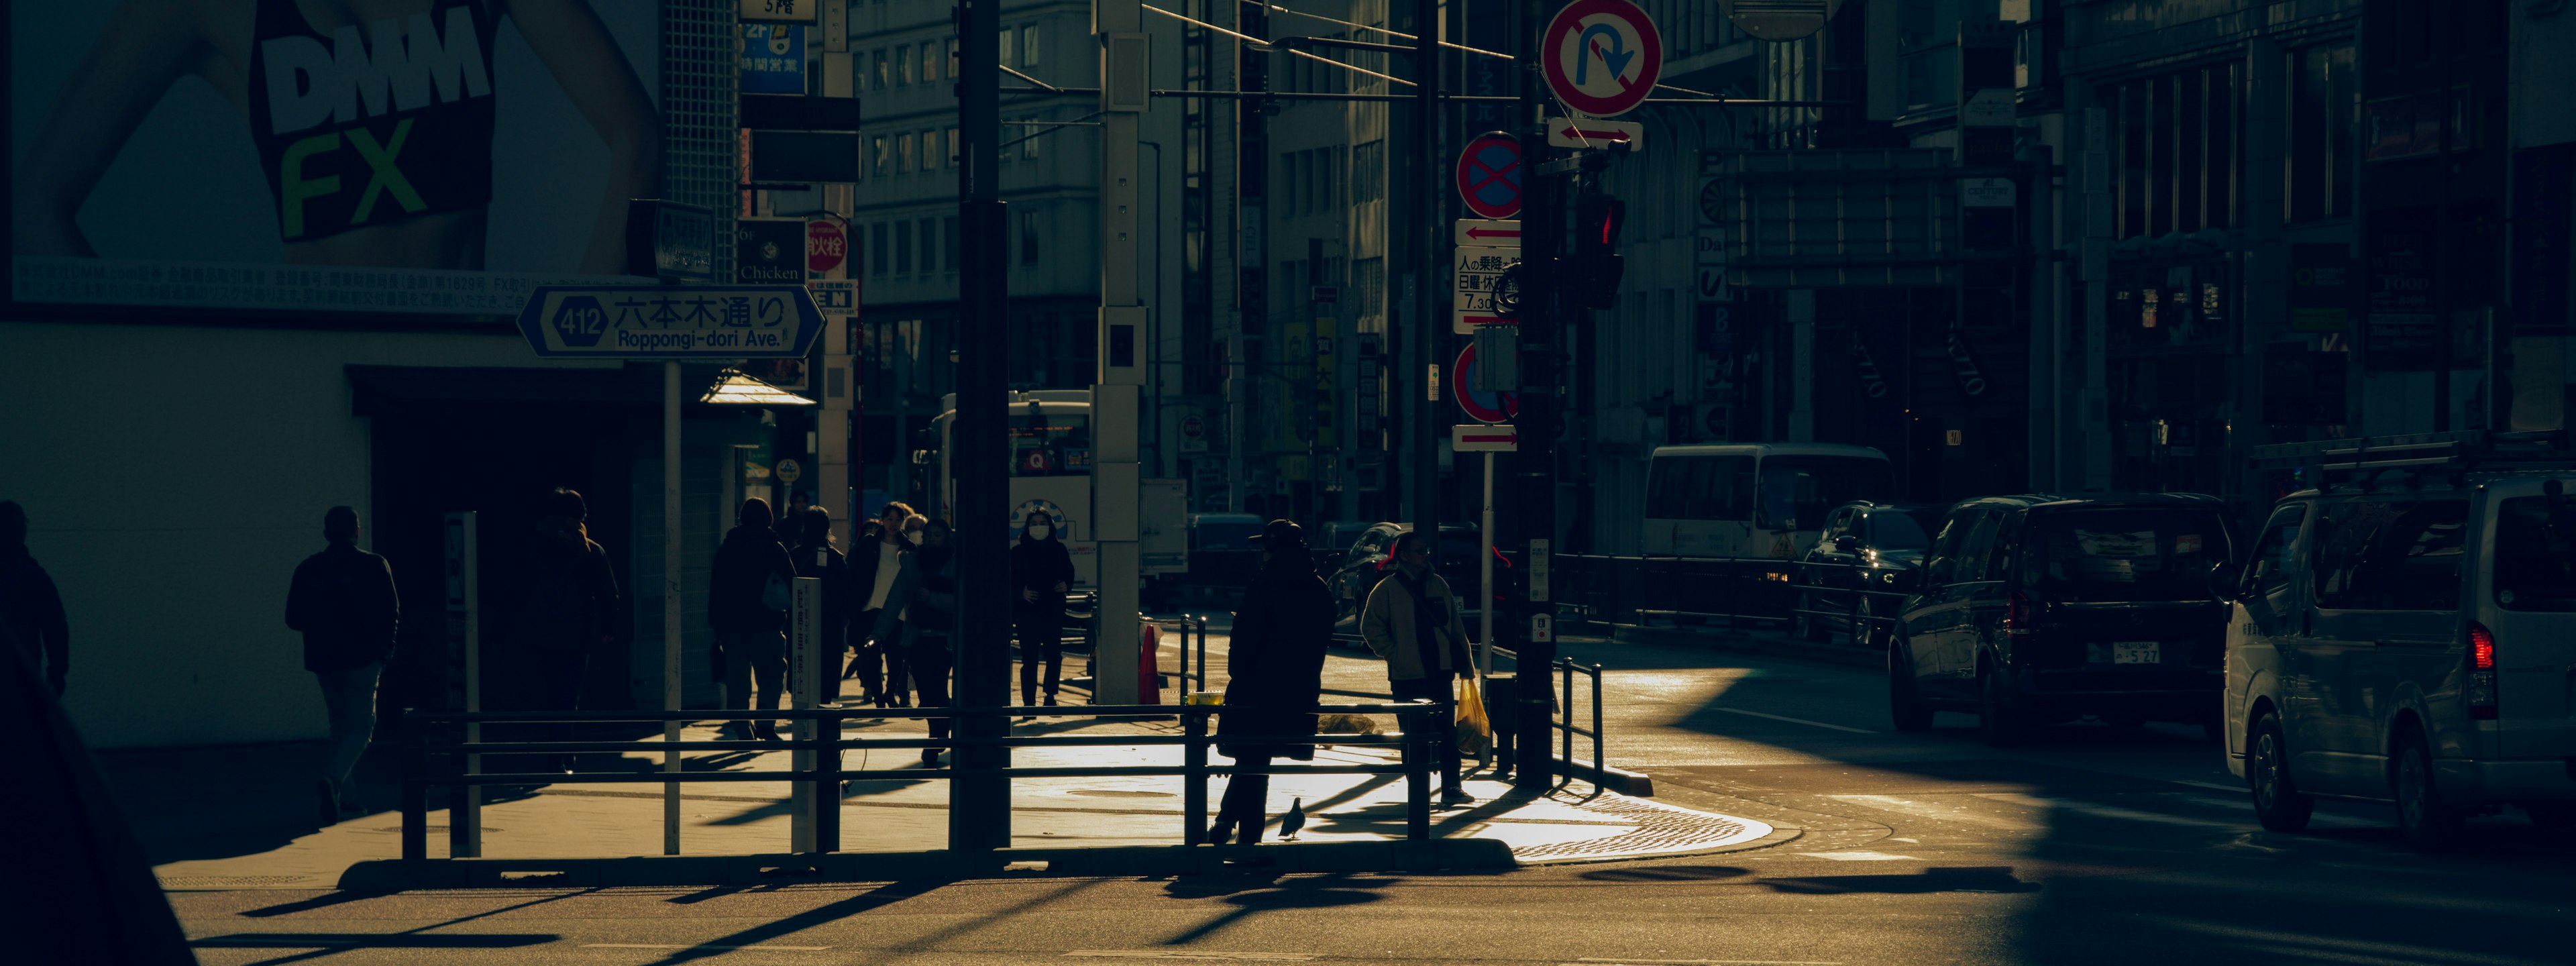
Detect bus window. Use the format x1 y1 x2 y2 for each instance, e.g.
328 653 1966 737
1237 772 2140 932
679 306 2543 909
1757 456 1893 531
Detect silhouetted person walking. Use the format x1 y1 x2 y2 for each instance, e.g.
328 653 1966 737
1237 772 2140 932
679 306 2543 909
710 498 796 740
1012 511 1077 709
790 506 855 704
0 501 69 700
284 506 398 822
1361 531 1474 805
508 488 620 770
873 519 957 765
845 502 916 706
1211 520 1332 845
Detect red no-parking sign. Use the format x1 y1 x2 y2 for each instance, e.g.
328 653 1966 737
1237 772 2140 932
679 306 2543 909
1454 132 1525 219
1542 0 1664 119
1452 343 1519 425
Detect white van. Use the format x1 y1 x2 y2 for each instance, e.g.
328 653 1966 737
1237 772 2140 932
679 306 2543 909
2220 432 2576 849
1642 443 1896 558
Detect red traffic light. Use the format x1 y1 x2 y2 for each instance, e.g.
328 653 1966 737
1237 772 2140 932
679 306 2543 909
1576 196 1626 252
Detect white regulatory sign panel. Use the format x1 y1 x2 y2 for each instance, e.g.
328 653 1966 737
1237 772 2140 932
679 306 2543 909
1452 245 1519 333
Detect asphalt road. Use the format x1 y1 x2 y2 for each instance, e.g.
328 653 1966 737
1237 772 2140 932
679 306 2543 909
170 623 2575 965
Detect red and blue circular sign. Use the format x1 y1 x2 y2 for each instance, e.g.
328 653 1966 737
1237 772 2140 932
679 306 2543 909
1452 343 1519 425
1454 132 1524 219
1542 0 1664 119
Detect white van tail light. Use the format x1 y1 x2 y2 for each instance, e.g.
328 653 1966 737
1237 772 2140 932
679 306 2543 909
2467 622 2498 720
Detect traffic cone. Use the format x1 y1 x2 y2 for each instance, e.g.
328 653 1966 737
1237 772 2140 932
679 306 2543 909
1138 622 1162 704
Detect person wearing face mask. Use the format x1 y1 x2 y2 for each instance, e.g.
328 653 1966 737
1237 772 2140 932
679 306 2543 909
1010 511 1078 711
873 517 957 765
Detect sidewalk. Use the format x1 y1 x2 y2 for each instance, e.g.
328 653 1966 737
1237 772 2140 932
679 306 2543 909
126 714 1776 890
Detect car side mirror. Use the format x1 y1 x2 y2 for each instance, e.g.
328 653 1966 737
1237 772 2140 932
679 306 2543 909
2207 561 2246 602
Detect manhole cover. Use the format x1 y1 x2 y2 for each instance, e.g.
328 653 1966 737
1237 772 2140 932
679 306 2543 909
1067 790 1173 798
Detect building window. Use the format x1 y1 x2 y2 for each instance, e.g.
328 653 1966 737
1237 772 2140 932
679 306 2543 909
1024 114 1040 159
948 38 959 78
853 50 867 93
871 136 888 177
1022 24 1040 66
1021 209 1040 265
921 129 939 169
920 41 939 83
948 126 961 166
875 48 889 90
945 215 961 270
2286 44 2356 223
899 45 915 87
898 219 914 273
898 133 914 173
1000 26 1014 66
871 222 888 276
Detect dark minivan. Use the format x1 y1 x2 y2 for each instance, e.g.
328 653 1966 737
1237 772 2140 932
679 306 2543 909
1887 493 2239 745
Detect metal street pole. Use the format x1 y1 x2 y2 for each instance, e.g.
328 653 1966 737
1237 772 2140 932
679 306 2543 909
953 0 1011 851
1511 0 1558 794
662 361 682 854
1407 0 1440 605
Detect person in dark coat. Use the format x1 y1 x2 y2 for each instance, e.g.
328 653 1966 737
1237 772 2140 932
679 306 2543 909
1210 519 1333 846
284 505 400 822
873 519 959 765
710 498 798 740
790 506 855 704
511 490 621 706
1012 510 1077 709
0 500 70 699
508 488 621 771
845 502 917 707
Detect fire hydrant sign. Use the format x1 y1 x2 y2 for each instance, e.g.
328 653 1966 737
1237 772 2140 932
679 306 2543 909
1542 0 1663 119
517 285 825 358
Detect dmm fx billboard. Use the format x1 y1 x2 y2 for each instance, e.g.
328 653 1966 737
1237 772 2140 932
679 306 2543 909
10 3 663 317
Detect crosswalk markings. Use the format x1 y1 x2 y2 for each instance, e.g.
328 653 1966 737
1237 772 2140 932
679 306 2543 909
1713 708 1878 734
1794 850 1920 861
1827 794 2043 831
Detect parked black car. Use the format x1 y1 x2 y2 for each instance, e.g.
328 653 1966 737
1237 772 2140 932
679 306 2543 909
1790 501 1945 645
1324 522 1514 643
1887 492 2240 746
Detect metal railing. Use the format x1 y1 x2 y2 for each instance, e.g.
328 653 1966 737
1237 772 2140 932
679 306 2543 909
1554 553 1907 645
1169 614 1212 693
396 701 1444 859
1552 659 1603 792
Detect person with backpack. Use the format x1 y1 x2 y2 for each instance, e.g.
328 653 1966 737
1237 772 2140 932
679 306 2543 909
284 505 399 822
1360 531 1474 806
710 498 797 740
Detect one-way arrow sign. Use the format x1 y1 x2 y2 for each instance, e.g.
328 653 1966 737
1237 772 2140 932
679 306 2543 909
1454 219 1521 246
1548 117 1646 150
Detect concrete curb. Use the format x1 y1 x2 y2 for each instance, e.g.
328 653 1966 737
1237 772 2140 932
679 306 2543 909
1552 756 1656 797
1602 623 1884 670
337 839 1518 889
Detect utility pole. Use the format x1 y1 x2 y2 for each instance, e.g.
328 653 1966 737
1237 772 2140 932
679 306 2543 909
1511 0 1559 793
953 0 1010 851
1407 0 1440 570
1093 0 1149 703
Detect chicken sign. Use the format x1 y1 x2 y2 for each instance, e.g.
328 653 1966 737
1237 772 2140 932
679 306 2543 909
1542 0 1664 119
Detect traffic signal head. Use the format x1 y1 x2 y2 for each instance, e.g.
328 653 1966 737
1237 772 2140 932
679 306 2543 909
1576 196 1627 256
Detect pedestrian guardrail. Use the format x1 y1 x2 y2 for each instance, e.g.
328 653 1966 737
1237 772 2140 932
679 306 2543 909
396 701 1445 859
1551 659 1603 794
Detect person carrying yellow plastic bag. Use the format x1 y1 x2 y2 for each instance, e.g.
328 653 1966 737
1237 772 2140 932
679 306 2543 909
1455 673 1493 757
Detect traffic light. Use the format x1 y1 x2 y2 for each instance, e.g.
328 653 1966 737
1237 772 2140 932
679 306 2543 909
1570 195 1626 309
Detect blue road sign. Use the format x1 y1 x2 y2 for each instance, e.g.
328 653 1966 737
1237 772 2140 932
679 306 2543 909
517 285 825 358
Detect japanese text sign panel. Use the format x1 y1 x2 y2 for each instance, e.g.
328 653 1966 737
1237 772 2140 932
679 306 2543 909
517 285 824 358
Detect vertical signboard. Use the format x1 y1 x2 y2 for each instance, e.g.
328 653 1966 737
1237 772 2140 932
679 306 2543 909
741 23 808 93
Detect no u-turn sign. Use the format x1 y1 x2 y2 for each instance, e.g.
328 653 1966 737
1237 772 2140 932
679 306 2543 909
1542 0 1664 119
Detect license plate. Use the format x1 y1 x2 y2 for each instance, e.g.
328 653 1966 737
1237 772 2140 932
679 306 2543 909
2112 641 2161 665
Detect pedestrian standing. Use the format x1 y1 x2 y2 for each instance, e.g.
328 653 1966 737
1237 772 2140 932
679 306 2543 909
790 506 855 704
506 488 621 771
1210 520 1332 845
710 498 797 741
1360 531 1474 805
0 501 69 700
283 506 400 822
872 519 958 765
1011 511 1077 711
845 502 916 707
